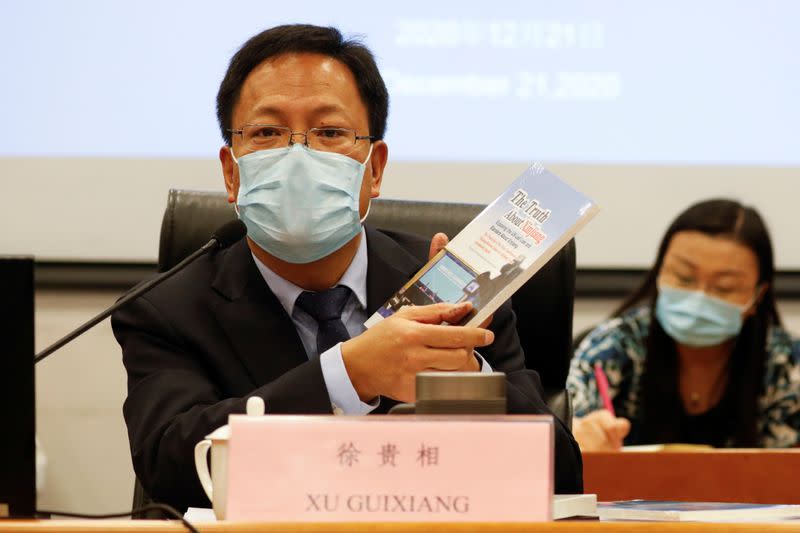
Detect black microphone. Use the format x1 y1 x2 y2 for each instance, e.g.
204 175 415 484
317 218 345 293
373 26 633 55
34 219 247 364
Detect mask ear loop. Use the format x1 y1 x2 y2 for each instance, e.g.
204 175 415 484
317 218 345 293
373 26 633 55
358 144 375 224
229 147 241 217
742 283 767 314
359 200 371 225
360 143 374 165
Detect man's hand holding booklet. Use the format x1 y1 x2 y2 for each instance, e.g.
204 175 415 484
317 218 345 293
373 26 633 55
365 162 599 329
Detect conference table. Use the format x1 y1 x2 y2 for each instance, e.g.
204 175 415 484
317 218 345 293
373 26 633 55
583 449 800 504
1 522 800 532
4 450 800 531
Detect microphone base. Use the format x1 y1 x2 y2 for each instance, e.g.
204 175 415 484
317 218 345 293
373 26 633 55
388 399 507 415
416 398 507 414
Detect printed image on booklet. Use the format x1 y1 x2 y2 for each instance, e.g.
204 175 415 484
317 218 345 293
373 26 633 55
365 163 599 328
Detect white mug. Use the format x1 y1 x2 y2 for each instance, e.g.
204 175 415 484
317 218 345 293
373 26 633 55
194 396 265 519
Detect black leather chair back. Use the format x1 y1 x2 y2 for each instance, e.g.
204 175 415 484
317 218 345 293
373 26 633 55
159 189 577 392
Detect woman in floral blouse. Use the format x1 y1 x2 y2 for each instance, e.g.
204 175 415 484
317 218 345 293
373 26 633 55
568 199 800 451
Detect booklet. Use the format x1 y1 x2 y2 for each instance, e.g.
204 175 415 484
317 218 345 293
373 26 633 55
553 494 598 520
365 162 599 328
598 500 800 522
621 444 714 452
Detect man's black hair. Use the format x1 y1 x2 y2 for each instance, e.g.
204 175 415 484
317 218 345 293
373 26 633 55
216 24 389 145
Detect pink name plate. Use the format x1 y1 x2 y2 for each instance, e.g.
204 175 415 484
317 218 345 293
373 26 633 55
226 415 553 522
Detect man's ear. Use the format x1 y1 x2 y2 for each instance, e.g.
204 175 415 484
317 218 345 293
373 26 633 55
220 145 238 203
367 140 388 198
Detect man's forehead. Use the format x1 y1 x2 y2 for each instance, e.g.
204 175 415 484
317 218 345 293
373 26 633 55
242 53 356 96
235 52 365 122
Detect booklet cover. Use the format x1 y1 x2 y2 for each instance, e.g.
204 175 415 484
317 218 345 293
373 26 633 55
598 500 800 522
365 162 599 328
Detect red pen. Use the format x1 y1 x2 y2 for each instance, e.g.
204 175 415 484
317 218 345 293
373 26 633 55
593 361 616 416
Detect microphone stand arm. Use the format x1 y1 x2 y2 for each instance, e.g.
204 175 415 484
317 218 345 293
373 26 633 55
34 240 217 364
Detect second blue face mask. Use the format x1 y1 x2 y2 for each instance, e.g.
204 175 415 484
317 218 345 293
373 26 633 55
655 284 750 347
232 144 372 264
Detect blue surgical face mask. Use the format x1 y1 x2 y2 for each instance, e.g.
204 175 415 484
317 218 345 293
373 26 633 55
231 143 372 264
655 284 753 347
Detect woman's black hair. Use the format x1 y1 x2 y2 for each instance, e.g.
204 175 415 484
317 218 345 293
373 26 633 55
216 24 389 145
613 198 780 446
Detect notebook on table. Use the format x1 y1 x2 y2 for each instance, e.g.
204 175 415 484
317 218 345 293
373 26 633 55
598 500 800 522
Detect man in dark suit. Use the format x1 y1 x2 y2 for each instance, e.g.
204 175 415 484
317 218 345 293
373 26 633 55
113 24 582 512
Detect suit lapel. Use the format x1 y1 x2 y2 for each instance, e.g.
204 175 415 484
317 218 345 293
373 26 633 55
365 226 425 313
209 230 425 411
211 239 308 388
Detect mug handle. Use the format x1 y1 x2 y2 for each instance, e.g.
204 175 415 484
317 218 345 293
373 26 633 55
194 439 213 502
387 402 415 414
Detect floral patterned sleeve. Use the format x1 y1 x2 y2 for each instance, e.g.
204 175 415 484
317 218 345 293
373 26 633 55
758 330 800 447
567 308 649 419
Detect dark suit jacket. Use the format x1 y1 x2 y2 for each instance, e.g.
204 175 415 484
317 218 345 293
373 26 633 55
113 226 583 511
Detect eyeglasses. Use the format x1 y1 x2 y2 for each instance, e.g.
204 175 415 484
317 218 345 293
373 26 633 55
228 124 375 156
